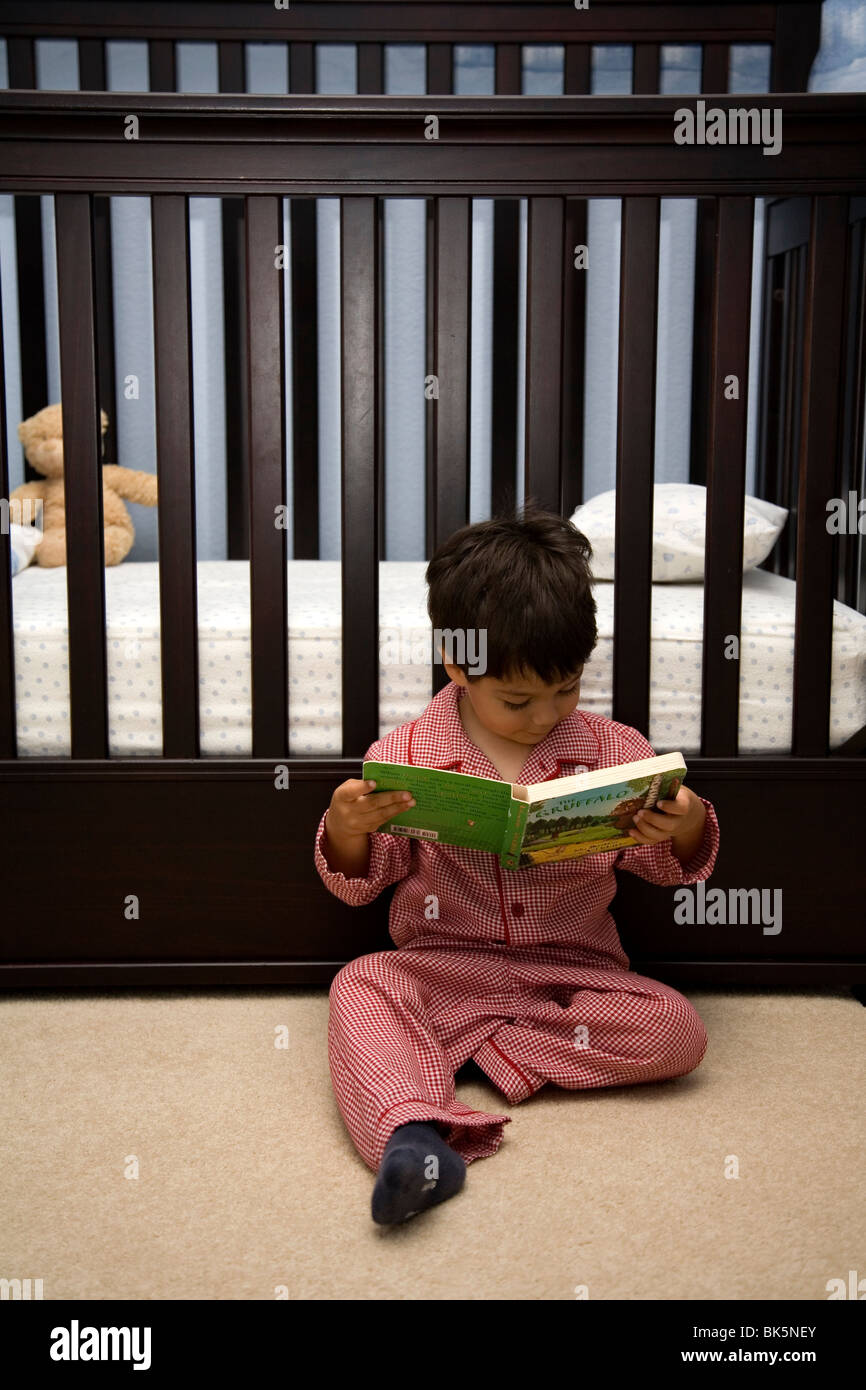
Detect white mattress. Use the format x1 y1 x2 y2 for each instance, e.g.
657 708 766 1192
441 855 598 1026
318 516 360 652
9 560 866 757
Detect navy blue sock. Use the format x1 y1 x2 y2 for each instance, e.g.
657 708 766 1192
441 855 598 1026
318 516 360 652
455 1058 488 1083
371 1122 466 1226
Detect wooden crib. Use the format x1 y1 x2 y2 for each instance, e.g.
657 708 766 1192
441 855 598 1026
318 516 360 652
0 1 863 991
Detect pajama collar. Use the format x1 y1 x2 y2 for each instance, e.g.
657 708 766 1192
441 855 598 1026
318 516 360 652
405 680 601 784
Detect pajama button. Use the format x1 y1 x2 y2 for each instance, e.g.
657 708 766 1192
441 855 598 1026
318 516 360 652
511 902 525 916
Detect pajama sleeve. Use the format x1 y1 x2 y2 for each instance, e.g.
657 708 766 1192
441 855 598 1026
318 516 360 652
615 796 720 886
313 738 413 906
610 726 721 887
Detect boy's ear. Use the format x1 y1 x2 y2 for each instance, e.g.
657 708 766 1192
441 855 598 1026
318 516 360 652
442 659 467 685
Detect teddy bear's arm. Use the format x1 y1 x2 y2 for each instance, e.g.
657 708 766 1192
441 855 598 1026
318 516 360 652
102 465 158 507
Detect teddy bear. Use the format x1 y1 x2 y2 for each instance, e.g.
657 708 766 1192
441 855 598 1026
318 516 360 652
8 402 158 566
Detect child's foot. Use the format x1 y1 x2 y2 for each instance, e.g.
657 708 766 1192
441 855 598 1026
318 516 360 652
372 1122 466 1225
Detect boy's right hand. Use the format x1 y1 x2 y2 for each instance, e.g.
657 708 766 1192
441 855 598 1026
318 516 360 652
326 779 416 841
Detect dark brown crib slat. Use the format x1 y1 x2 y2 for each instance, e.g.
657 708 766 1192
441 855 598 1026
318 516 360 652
426 197 471 656
491 200 519 516
0 271 14 759
760 255 785 551
55 194 108 759
793 196 849 757
701 197 754 757
839 217 865 609
77 37 106 91
5 37 35 88
425 199 471 557
246 197 289 758
524 197 564 515
613 197 660 737
774 250 796 579
289 42 319 559
562 46 590 519
427 44 452 95
91 195 117 471
492 45 520 518
290 43 315 95
690 45 729 487
690 198 715 490
341 198 380 756
7 39 48 481
151 195 199 758
219 40 250 561
564 45 591 94
78 37 118 471
632 43 660 95
291 200 320 559
782 246 808 582
12 203 46 467
561 196 587 519
358 43 383 94
374 198 386 563
701 43 729 94
772 6 823 93
148 39 175 93
495 43 520 96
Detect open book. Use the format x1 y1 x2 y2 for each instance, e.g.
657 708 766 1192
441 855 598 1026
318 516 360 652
362 752 687 869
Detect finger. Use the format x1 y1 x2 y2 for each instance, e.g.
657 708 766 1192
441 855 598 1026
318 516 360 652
653 797 686 814
337 779 374 799
629 819 667 842
364 790 415 808
639 824 671 842
363 793 416 823
633 810 671 831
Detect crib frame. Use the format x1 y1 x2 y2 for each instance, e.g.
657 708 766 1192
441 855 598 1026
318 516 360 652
0 2 863 991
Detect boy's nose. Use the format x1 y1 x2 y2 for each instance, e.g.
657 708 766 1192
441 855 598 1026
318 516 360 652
530 707 557 726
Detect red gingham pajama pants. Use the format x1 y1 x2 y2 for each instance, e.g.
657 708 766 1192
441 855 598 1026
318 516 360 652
328 942 709 1171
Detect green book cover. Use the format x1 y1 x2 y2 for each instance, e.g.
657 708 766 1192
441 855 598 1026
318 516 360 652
363 752 688 869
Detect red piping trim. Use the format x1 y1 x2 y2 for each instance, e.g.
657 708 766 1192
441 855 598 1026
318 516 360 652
494 860 511 946
485 1038 535 1092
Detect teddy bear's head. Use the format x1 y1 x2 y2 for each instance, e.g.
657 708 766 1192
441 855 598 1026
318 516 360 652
17 403 109 479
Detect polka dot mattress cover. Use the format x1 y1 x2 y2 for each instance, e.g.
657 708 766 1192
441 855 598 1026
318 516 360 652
8 560 866 757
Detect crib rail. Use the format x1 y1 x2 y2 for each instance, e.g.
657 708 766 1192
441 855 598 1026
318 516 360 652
0 92 864 762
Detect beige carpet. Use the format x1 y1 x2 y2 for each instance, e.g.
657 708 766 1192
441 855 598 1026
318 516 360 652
1 986 863 1301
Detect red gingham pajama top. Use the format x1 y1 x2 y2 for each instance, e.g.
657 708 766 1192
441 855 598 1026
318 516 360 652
314 680 720 1172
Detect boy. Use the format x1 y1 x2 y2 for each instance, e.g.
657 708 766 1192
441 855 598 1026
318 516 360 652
314 503 720 1226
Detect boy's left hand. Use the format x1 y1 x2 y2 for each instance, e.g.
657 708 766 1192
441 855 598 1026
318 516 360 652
627 785 704 846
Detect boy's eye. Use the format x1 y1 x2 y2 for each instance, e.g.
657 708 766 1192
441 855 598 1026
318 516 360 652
503 683 579 712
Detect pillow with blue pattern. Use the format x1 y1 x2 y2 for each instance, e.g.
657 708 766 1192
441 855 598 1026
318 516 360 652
570 483 788 582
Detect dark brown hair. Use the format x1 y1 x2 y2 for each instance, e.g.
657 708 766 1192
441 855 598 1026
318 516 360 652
425 498 598 684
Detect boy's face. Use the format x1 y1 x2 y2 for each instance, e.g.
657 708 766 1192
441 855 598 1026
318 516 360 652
443 661 584 748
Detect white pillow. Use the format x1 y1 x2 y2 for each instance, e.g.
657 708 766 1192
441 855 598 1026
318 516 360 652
570 483 788 581
8 521 44 576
